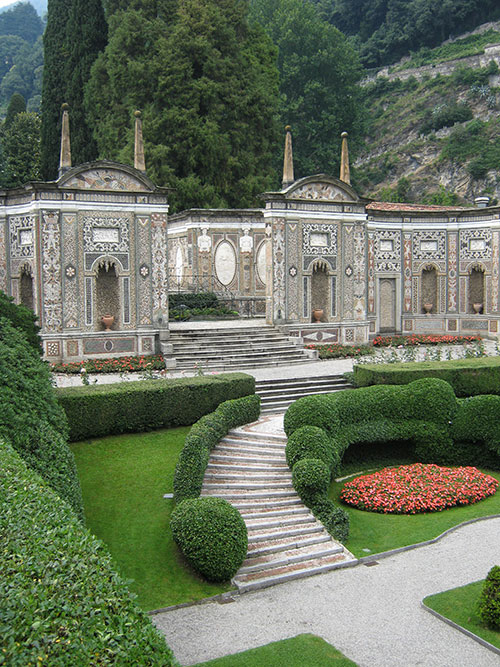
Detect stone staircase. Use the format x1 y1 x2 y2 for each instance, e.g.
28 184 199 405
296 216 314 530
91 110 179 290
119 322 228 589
166 325 316 372
256 374 353 413
201 424 355 592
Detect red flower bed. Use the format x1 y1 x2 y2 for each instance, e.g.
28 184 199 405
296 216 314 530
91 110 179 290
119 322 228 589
340 463 498 514
50 354 166 375
372 334 482 347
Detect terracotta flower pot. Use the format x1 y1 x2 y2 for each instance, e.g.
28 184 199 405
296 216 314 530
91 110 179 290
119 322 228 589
101 314 114 331
423 303 433 314
473 303 483 314
312 308 324 323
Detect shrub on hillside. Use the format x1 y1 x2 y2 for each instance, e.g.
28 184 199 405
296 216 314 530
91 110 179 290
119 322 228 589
0 317 82 517
478 565 500 631
171 497 247 582
0 441 177 666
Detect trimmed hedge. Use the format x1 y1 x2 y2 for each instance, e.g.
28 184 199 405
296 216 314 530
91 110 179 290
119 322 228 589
292 458 330 506
478 565 500 631
57 372 255 441
0 440 177 666
0 318 83 518
173 393 261 503
353 357 500 397
170 497 248 582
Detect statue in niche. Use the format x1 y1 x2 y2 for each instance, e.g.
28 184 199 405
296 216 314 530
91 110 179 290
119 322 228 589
239 226 253 253
197 227 212 253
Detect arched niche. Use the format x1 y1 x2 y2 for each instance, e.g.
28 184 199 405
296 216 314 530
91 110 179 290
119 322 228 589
421 265 437 314
20 265 34 311
95 258 119 329
469 264 485 314
311 260 329 322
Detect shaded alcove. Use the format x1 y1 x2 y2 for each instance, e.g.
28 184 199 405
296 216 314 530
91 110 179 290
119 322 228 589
20 269 34 311
469 265 485 313
421 265 437 313
311 261 329 322
95 261 119 329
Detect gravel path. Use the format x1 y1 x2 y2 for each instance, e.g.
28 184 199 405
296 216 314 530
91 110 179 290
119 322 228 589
152 517 500 667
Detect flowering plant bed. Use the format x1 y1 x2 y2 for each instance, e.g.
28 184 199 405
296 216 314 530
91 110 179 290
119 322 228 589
305 343 373 359
372 334 482 347
340 463 498 514
51 354 166 374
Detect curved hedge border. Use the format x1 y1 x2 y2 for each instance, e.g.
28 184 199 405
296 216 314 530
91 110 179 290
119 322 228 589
284 378 500 541
0 440 177 666
171 393 260 581
173 393 261 503
56 373 255 441
353 357 500 397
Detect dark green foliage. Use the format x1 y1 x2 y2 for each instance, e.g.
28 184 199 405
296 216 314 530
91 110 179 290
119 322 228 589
292 458 330 507
478 565 500 631
0 317 83 517
63 0 107 166
2 111 41 186
171 497 247 582
0 440 178 666
57 372 255 441
284 393 340 437
311 497 350 543
286 425 339 473
0 2 44 44
169 292 219 309
4 92 26 128
0 34 43 109
0 290 41 353
250 0 365 179
173 393 260 503
88 0 280 212
353 357 500 397
451 395 500 456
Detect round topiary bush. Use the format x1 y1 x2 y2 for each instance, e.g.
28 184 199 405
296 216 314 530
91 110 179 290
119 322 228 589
478 565 500 630
286 425 339 473
292 458 330 507
170 497 248 582
284 394 340 437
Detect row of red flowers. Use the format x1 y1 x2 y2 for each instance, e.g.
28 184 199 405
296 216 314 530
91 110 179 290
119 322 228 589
305 343 373 358
50 354 166 375
340 463 498 514
372 334 482 347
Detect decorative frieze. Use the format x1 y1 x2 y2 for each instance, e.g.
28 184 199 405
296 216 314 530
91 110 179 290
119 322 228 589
273 219 286 320
287 222 300 320
9 215 34 259
151 213 168 321
403 234 412 312
447 233 458 312
302 223 337 257
412 230 446 261
41 211 62 332
459 229 492 260
374 229 401 272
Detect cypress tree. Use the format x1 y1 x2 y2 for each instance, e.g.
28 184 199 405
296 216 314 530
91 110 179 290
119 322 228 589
4 92 26 130
40 0 71 180
41 0 107 180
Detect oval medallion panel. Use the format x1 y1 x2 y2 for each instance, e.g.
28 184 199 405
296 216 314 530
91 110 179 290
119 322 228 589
256 242 267 286
215 241 236 286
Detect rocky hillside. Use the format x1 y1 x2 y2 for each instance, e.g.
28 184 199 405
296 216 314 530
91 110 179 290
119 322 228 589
354 23 500 206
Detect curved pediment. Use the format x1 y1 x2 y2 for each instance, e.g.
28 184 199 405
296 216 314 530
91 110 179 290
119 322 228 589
283 175 361 202
57 161 157 192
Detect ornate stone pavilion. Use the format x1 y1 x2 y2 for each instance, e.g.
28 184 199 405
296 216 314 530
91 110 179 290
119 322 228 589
1 114 499 362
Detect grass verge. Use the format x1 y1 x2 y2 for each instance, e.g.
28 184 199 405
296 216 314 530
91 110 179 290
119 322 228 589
330 465 500 558
424 581 500 651
71 427 230 611
191 634 358 666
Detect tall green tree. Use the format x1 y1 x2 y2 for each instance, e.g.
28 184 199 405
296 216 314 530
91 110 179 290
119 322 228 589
250 0 365 179
0 2 44 44
87 0 280 211
2 111 41 187
41 0 107 179
4 92 26 129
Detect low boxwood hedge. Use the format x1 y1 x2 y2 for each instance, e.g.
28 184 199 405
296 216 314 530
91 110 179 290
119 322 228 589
173 393 260 504
286 425 339 473
57 373 255 441
353 357 500 397
292 458 330 506
478 565 500 631
171 497 248 582
0 440 177 666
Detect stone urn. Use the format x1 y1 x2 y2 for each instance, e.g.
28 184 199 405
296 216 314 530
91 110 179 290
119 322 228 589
312 308 324 323
101 314 115 331
473 303 483 314
423 303 433 315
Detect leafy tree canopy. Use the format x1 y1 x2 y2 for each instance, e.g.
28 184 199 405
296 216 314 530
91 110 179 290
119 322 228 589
249 0 365 179
2 111 41 187
87 0 280 211
0 2 44 44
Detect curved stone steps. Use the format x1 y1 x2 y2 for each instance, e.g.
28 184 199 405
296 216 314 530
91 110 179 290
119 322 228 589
200 421 355 592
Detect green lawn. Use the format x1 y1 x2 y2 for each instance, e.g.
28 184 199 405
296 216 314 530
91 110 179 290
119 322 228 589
424 581 500 651
192 634 358 667
71 428 230 611
330 468 500 558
